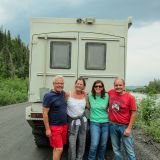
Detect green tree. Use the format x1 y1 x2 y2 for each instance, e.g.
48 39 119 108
0 28 29 79
146 79 160 94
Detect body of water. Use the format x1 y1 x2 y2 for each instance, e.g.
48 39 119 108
130 92 160 105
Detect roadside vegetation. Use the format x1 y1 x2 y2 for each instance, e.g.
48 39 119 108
0 78 28 106
135 95 160 142
0 27 29 106
133 80 160 142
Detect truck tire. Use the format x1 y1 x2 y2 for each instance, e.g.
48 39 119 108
32 127 45 136
34 134 50 147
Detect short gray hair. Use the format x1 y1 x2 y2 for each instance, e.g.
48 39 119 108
114 78 125 85
53 75 64 83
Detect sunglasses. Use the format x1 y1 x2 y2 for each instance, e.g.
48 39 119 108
94 85 103 88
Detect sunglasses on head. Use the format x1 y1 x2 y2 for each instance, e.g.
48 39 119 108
94 85 103 88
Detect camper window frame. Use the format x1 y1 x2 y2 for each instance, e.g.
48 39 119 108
50 41 71 69
85 42 106 70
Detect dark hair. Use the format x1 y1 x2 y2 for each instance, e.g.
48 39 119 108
91 80 106 99
75 77 86 87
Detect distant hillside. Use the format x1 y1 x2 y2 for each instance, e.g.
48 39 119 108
127 79 160 94
126 86 144 90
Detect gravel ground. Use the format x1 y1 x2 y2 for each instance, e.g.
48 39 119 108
133 128 160 160
104 128 160 160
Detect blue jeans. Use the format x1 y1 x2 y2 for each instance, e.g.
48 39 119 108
88 121 109 160
110 123 136 160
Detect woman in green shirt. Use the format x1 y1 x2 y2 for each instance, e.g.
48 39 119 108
87 80 109 160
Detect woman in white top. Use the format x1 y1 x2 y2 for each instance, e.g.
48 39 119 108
66 78 87 160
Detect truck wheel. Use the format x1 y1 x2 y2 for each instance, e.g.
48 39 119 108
32 128 45 136
34 134 50 147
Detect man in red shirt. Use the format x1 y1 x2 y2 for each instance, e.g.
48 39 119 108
108 78 136 160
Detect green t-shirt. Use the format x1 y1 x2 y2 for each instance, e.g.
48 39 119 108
88 93 109 123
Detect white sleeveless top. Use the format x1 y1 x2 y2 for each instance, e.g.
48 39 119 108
67 96 86 118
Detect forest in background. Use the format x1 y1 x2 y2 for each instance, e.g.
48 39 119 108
0 27 29 79
0 28 29 106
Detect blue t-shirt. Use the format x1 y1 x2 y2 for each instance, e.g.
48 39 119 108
43 90 67 125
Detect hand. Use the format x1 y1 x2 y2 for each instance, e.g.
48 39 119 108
83 90 88 96
123 128 131 137
46 129 52 137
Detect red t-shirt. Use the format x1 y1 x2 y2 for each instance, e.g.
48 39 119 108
108 89 136 124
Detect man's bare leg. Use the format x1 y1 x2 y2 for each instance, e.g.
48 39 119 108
53 148 63 160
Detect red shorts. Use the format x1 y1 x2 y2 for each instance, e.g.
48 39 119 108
49 124 68 148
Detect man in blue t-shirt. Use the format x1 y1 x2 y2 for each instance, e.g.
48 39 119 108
43 75 68 160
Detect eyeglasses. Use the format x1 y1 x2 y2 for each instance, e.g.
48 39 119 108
94 85 103 88
54 82 64 85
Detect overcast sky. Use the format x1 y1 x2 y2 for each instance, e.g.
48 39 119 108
0 0 160 86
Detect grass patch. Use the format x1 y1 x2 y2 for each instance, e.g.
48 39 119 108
135 95 160 142
0 78 28 106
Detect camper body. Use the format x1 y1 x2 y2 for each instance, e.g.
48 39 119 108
26 17 132 147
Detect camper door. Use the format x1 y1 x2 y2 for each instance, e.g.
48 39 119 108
78 33 125 91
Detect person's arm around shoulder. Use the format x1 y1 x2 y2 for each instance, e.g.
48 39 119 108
105 92 109 112
85 92 90 110
65 91 70 100
43 107 51 137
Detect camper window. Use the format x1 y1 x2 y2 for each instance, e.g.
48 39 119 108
85 42 106 70
50 41 71 69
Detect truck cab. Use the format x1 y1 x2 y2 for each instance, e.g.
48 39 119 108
26 17 132 147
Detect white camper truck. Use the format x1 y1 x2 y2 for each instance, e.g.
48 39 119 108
26 17 132 147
